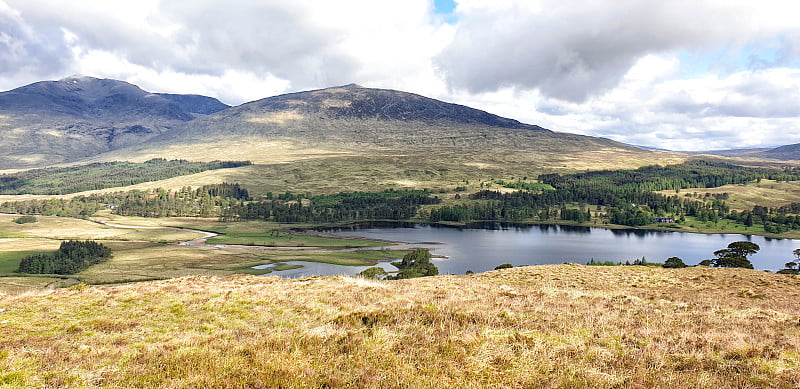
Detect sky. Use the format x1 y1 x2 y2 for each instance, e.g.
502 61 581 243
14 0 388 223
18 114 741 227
1 0 800 151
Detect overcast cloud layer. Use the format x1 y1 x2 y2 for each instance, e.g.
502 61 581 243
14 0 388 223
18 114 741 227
1 0 799 151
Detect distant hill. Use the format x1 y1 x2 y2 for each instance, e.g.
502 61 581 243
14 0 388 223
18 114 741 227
684 148 769 158
686 144 800 161
0 76 227 169
80 83 687 194
752 143 800 161
245 83 547 130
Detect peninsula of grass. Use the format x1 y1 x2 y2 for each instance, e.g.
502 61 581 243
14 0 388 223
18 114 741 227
0 265 797 388
206 230 387 248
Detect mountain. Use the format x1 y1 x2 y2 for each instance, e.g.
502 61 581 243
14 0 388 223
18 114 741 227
0 76 226 169
692 144 800 161
85 83 682 193
155 93 230 115
1 79 682 191
137 83 639 154
242 83 547 130
0 76 192 121
684 148 770 157
752 143 800 161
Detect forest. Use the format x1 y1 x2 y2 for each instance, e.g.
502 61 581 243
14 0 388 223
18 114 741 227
0 159 251 195
428 160 800 229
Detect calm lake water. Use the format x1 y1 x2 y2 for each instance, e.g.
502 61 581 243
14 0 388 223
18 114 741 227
263 223 799 277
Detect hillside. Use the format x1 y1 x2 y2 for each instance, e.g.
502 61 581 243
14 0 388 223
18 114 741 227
91 84 684 194
755 143 800 161
0 76 228 169
0 265 797 387
155 93 230 115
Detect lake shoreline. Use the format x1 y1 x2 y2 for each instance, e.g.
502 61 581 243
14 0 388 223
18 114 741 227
307 218 800 241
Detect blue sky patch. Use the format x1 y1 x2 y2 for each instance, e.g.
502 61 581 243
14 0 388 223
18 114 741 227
677 36 792 79
433 0 457 23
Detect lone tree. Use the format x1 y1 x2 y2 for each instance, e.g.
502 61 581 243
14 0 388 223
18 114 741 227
709 241 759 269
663 257 687 268
778 249 800 275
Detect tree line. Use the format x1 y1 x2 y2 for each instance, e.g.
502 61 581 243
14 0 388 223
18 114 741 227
221 189 440 223
428 160 800 229
0 186 441 224
0 159 251 195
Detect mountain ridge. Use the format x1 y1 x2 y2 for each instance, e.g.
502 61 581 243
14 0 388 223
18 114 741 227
1 77 678 177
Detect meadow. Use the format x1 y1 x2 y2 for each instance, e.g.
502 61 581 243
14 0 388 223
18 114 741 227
0 265 797 388
659 179 800 211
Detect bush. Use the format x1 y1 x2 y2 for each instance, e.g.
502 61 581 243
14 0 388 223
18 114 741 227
494 263 513 270
358 267 387 279
12 215 37 224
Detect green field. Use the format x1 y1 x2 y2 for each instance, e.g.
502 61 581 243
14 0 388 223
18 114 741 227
0 250 44 275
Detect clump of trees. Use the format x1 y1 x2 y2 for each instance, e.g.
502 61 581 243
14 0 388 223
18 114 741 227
391 248 438 279
17 240 112 274
12 215 37 224
699 241 759 269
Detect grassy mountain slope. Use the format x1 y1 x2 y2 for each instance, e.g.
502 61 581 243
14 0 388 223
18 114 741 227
0 266 797 388
90 84 684 194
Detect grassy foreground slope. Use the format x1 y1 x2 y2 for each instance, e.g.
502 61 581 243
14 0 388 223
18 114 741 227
1 266 798 388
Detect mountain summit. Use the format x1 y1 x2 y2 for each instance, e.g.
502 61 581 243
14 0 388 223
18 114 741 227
0 76 229 168
241 84 548 131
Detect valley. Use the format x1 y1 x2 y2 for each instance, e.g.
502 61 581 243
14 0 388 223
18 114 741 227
3 79 800 288
1 75 800 388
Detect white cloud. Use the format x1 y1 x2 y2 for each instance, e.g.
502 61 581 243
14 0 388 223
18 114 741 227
508 56 800 151
436 0 800 102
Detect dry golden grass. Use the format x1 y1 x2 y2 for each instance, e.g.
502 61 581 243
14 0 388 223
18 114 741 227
0 265 797 388
660 180 800 211
0 214 205 242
